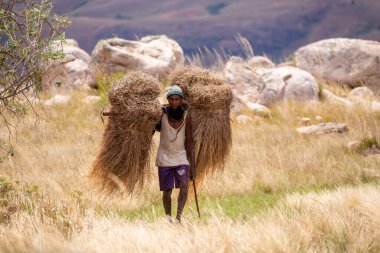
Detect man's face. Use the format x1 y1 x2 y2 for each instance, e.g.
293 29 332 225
168 95 183 109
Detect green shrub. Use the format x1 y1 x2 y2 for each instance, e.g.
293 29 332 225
357 137 380 155
0 177 16 197
97 72 125 106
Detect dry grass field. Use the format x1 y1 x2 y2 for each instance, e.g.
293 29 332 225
1 83 380 252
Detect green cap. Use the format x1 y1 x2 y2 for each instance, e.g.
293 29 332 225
166 85 184 99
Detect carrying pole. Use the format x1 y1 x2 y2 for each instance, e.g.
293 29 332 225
192 179 201 218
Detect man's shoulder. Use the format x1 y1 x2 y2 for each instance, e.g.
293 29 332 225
161 104 169 113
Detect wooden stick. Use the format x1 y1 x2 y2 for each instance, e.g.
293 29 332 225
102 111 117 116
193 179 201 219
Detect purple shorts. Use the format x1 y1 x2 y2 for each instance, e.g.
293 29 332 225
158 165 189 191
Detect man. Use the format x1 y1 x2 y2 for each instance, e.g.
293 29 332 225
155 85 196 222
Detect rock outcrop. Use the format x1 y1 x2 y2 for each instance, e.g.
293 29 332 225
258 66 319 106
42 39 93 92
44 95 71 106
83 96 101 103
224 57 319 107
224 57 265 105
236 115 252 124
246 102 271 113
372 101 380 112
347 86 375 102
247 56 275 69
297 122 348 135
90 35 184 81
295 38 380 94
322 89 353 107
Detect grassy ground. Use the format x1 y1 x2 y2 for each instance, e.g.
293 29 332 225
0 86 380 252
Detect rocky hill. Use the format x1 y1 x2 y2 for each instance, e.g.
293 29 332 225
54 0 380 61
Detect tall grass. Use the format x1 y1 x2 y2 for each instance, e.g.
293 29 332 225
0 87 379 252
185 34 256 70
1 183 380 252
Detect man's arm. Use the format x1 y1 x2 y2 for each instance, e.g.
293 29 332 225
185 113 196 180
152 105 166 135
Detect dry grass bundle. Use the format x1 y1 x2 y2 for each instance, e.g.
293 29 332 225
168 66 233 183
168 66 224 96
90 71 162 194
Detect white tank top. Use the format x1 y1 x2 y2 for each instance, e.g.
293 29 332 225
156 112 189 167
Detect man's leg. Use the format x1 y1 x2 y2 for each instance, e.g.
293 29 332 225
163 189 172 217
176 180 189 222
158 166 175 219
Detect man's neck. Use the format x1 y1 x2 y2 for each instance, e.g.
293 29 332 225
167 106 184 122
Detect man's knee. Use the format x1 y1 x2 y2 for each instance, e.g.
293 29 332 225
179 181 189 192
163 189 172 197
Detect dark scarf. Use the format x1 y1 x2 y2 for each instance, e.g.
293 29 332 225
167 106 184 122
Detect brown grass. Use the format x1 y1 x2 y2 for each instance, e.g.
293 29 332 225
0 80 379 252
89 71 162 194
1 183 380 253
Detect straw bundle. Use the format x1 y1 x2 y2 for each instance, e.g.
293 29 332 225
90 71 162 194
168 66 233 183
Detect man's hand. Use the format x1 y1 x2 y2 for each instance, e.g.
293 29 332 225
189 166 196 181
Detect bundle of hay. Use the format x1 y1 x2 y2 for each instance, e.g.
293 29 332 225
168 66 233 183
90 71 162 194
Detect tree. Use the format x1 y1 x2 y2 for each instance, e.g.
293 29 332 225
0 0 70 157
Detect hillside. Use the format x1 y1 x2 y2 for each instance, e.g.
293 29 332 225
53 0 380 61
